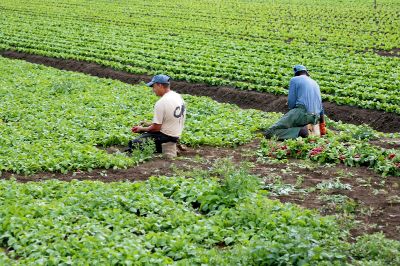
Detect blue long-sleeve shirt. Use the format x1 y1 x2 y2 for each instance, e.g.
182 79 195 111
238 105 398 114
288 75 323 115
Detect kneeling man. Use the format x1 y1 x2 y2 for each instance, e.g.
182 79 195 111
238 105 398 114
264 65 325 140
127 74 186 153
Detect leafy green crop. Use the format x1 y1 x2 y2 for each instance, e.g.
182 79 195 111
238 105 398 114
351 233 400 265
0 57 278 174
258 124 400 176
1 161 397 265
0 0 399 113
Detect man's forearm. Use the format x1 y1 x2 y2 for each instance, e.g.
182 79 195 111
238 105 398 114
143 123 162 132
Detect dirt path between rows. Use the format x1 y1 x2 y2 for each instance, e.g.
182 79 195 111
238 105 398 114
1 50 399 133
1 50 399 241
2 139 400 241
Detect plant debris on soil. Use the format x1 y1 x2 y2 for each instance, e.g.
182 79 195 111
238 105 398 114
1 50 399 133
2 139 400 241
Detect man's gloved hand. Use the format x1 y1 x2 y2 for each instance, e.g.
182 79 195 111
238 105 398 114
131 126 141 133
319 114 327 136
319 122 327 136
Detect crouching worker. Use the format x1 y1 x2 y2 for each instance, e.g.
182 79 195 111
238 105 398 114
264 65 326 140
126 74 186 154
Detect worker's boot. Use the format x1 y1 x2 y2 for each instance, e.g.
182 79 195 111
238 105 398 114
307 124 320 137
299 124 319 138
162 142 177 159
307 124 315 136
298 126 309 137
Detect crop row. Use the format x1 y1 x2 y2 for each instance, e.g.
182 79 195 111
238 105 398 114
1 161 399 265
0 57 279 174
1 56 399 176
0 0 399 113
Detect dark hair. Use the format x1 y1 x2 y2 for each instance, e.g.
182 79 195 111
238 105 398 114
156 83 170 88
295 70 309 77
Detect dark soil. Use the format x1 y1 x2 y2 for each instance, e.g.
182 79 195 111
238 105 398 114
2 139 400 241
370 138 400 150
1 50 399 133
375 48 400 58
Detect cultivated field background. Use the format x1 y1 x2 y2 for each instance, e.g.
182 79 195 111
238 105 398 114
0 0 399 265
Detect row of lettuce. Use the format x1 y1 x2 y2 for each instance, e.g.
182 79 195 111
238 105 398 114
0 56 279 175
1 56 399 176
1 161 399 265
0 0 399 113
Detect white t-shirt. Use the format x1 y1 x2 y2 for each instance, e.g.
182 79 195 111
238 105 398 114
153 91 186 137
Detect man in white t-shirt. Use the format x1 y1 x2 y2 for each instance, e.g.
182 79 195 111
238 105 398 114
127 74 186 153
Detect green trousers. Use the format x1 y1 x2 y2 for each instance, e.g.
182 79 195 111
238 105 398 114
264 106 319 140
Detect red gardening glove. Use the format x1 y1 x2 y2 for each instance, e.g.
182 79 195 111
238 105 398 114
131 126 140 133
319 122 327 136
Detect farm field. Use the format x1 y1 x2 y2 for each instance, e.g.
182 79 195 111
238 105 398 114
0 0 399 113
1 0 400 265
2 160 400 265
1 55 400 265
0 57 279 174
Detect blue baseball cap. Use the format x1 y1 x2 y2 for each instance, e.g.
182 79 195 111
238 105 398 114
146 74 171 87
293 65 308 74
